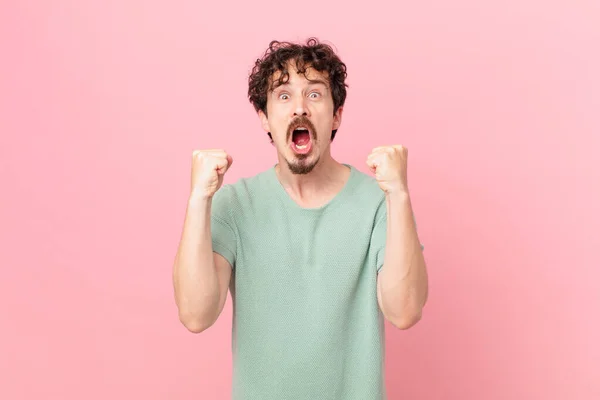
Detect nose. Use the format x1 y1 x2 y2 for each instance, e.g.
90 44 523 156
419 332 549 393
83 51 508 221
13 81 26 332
293 96 309 117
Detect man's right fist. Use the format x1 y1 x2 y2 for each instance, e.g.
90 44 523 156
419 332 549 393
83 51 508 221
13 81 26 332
190 149 233 199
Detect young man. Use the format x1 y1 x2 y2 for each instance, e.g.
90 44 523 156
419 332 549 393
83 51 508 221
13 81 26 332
173 38 428 399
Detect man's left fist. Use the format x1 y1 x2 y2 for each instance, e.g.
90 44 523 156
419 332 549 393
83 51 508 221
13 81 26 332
366 145 409 195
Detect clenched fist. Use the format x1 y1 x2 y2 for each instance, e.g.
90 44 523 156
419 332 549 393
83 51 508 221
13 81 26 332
366 145 409 195
190 149 233 199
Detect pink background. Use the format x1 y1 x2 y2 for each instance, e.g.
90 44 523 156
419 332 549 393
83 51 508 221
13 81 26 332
1 1 598 399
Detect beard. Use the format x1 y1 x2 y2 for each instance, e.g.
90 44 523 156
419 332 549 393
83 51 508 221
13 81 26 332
286 154 320 175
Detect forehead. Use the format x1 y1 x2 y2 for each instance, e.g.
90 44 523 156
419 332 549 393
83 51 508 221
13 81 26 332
270 62 329 90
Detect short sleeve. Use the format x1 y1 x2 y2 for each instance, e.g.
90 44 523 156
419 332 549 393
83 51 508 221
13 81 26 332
211 185 237 269
370 202 425 274
370 201 387 273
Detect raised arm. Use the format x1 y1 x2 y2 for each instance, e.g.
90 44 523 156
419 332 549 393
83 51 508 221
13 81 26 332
172 150 233 333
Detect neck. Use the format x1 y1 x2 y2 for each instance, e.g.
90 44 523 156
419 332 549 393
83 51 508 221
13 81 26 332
275 152 349 200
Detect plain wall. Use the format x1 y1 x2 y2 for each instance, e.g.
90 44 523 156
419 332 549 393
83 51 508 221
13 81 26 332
1 1 598 399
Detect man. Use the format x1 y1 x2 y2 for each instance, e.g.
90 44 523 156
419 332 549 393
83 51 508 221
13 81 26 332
172 37 428 399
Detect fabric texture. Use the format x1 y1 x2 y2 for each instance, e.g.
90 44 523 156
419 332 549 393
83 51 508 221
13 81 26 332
211 164 396 400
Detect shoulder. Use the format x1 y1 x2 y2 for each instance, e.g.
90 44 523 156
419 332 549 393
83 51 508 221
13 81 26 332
345 164 387 219
350 165 381 190
347 164 386 202
212 167 273 211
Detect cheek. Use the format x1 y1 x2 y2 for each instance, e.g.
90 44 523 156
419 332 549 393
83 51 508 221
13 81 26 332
270 122 289 143
272 118 287 133
276 113 292 130
316 116 334 134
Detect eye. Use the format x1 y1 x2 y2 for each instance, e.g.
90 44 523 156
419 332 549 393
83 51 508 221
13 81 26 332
308 91 321 99
279 93 290 100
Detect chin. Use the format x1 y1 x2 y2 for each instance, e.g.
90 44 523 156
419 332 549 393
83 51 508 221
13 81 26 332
286 154 320 175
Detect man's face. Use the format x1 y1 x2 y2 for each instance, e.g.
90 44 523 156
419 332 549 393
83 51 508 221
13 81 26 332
259 63 343 174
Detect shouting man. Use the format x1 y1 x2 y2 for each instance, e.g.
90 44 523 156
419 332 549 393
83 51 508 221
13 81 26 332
173 37 428 400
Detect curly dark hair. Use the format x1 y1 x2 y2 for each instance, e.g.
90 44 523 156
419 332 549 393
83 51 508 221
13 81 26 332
248 37 348 141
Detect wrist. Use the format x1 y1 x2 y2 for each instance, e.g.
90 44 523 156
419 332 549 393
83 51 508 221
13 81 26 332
188 190 213 206
385 187 410 202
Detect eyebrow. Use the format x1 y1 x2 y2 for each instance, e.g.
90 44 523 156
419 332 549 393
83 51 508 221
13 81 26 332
272 79 329 92
306 79 329 88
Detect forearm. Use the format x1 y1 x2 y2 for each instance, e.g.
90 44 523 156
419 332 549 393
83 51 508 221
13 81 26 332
173 194 221 328
379 191 428 328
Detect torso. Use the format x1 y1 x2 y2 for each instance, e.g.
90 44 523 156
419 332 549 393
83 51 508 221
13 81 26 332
210 164 389 400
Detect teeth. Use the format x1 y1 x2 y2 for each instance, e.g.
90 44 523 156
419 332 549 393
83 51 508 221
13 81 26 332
296 144 307 150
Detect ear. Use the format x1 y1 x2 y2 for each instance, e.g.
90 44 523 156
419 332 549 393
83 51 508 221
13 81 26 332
332 106 343 131
258 110 270 132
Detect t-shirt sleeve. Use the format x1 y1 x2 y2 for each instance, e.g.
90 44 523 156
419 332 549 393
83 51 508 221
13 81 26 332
210 185 237 269
370 201 387 273
371 201 425 274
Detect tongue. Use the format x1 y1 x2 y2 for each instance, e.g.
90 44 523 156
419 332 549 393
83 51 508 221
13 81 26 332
294 131 310 146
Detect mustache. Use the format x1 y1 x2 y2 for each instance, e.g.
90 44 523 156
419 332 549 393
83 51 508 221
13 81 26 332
287 116 317 141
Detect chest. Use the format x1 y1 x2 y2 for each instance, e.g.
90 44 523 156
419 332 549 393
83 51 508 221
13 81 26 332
233 207 376 289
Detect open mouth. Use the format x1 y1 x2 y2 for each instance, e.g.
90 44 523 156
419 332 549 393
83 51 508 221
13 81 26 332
291 127 312 154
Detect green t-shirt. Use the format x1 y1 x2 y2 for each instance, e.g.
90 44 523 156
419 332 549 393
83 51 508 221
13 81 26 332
211 164 390 399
